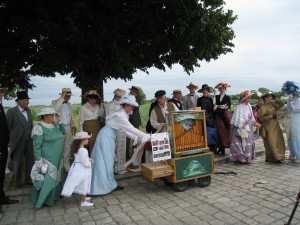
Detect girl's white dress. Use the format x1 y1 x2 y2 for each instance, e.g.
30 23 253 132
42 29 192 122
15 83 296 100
61 147 92 196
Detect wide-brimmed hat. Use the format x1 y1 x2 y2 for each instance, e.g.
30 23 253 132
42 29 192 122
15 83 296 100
239 90 253 103
117 94 139 107
215 82 231 90
261 91 276 99
155 90 166 97
15 91 31 101
113 88 126 97
186 82 198 89
129 86 139 93
74 131 91 140
197 84 213 93
281 81 300 95
59 88 72 96
36 107 57 116
86 89 100 98
172 89 182 95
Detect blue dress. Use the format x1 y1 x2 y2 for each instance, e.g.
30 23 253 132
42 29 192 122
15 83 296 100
287 95 300 159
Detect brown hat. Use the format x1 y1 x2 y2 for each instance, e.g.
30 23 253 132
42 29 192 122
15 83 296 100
113 88 126 97
239 90 253 103
186 82 199 89
172 89 182 95
129 86 139 93
60 87 72 96
261 91 276 100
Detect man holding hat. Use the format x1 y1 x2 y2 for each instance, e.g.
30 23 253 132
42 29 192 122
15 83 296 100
167 89 183 112
6 91 34 187
0 87 19 205
52 88 76 172
183 82 200 110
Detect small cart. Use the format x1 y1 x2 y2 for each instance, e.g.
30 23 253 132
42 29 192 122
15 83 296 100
140 110 214 192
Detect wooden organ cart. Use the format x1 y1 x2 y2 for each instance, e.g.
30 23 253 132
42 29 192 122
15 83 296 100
141 110 214 192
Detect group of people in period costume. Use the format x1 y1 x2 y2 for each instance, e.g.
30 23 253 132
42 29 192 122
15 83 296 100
1 79 300 210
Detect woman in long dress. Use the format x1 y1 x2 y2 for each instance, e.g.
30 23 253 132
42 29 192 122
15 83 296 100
90 94 150 195
106 88 127 174
282 81 300 162
30 107 65 208
213 82 232 155
78 90 105 154
258 92 285 163
230 91 258 164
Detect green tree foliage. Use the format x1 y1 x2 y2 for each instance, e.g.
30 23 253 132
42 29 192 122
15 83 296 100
0 0 237 94
258 87 269 94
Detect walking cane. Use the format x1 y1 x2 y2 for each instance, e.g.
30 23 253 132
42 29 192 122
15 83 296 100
285 189 300 225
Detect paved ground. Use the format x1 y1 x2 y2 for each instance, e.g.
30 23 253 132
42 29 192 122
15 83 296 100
1 138 300 225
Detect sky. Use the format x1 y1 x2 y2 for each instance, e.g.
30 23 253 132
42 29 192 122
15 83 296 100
3 0 300 107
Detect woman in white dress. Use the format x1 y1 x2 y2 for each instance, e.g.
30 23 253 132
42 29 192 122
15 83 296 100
61 132 94 207
106 88 128 174
90 94 150 195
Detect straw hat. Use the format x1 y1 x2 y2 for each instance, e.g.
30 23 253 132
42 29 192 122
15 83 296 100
36 107 57 116
74 131 91 140
172 89 182 95
59 88 73 96
186 82 199 89
86 89 100 98
113 88 126 97
117 94 139 107
261 91 276 99
15 91 31 101
215 82 231 89
239 90 253 103
129 86 140 93
197 84 213 93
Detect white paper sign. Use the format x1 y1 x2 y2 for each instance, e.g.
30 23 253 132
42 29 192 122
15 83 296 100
151 132 171 162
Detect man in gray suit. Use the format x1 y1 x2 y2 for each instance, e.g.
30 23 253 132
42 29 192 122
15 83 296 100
6 91 34 187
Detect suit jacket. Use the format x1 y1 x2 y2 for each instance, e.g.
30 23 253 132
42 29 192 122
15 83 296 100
52 97 75 127
183 94 200 110
129 96 141 128
0 104 9 149
6 106 33 153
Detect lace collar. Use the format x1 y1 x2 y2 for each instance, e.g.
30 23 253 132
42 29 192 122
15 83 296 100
40 121 54 129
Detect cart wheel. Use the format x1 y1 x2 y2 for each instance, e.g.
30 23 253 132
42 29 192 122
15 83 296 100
197 176 211 187
162 178 173 186
173 181 188 192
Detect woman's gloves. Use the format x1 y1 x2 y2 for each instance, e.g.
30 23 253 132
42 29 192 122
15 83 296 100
141 134 151 143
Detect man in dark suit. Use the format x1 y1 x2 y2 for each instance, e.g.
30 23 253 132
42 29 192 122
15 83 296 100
0 87 19 206
6 91 34 187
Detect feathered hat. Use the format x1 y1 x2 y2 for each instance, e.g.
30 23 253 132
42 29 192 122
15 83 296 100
215 82 231 90
281 81 300 95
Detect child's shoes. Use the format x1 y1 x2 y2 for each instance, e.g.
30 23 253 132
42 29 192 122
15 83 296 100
81 201 94 207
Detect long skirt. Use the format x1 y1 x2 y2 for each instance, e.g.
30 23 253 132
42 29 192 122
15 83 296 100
288 113 300 159
215 111 231 148
83 120 101 155
90 125 118 195
229 127 255 163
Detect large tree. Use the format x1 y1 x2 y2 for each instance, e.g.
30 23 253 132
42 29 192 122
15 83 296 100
0 0 237 97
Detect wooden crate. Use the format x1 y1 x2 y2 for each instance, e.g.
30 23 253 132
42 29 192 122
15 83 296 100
141 162 174 181
169 111 208 156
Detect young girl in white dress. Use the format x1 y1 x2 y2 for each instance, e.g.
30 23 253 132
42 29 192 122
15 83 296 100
61 132 94 207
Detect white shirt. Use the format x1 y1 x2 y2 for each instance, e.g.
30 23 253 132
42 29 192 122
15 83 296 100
106 108 145 140
106 99 121 116
78 102 105 131
18 105 28 121
61 103 71 125
150 104 169 130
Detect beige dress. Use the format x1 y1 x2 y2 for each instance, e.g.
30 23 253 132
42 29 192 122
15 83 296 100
258 99 285 162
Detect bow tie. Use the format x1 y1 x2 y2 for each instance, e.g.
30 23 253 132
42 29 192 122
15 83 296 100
190 94 194 97
63 102 68 104
22 109 27 112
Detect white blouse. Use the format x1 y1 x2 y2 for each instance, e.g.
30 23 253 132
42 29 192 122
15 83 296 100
231 103 255 131
78 102 105 131
106 100 121 116
106 108 145 140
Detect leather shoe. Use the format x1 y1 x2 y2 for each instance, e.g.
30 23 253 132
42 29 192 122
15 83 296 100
113 186 124 191
0 197 19 205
